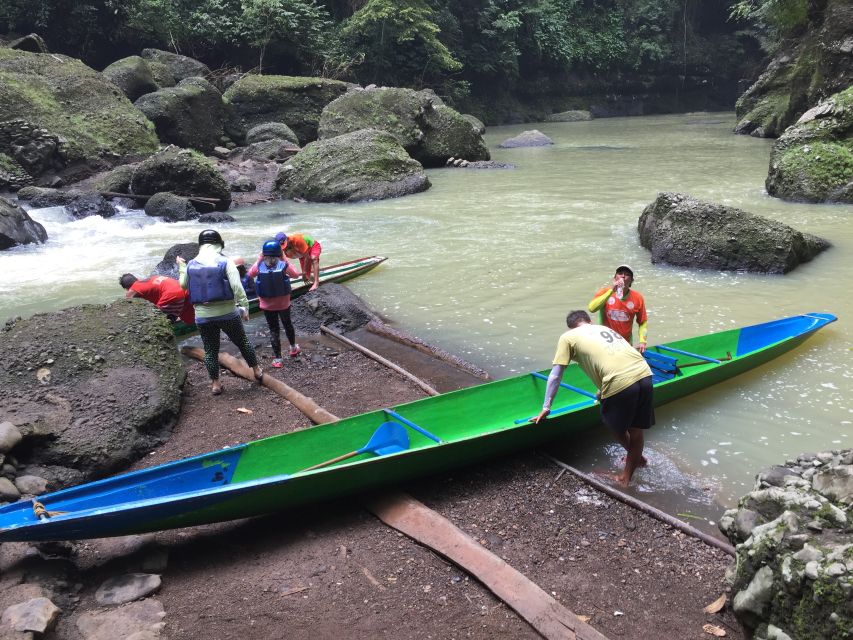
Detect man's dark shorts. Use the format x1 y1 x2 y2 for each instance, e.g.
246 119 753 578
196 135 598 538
600 375 655 434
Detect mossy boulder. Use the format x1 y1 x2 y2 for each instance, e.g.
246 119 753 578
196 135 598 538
101 56 159 102
0 150 32 190
2 33 49 54
0 300 185 482
546 110 592 122
131 146 231 211
0 49 159 184
92 164 136 194
462 114 486 134
144 191 199 222
146 61 176 88
134 77 229 153
638 192 830 274
154 242 199 278
273 128 430 202
223 75 348 145
318 87 489 167
140 48 210 82
734 0 853 137
0 196 46 249
245 122 299 145
766 87 853 203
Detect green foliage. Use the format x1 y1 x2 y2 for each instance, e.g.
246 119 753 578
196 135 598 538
729 0 809 52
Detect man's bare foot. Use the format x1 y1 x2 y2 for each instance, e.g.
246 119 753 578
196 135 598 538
211 380 222 395
621 455 648 467
612 473 631 488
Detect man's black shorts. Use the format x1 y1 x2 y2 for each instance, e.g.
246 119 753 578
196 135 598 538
600 375 655 434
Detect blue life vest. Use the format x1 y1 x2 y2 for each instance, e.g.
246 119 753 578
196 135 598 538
256 260 292 298
187 257 234 304
241 274 257 298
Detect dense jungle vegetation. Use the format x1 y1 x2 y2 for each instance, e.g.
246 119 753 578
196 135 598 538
0 0 806 118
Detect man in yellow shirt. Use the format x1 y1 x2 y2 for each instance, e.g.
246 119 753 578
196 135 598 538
533 310 654 487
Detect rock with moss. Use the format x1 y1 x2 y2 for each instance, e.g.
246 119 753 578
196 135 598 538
146 61 176 88
318 87 489 167
0 49 159 184
131 146 231 211
92 164 136 194
546 110 592 122
0 196 47 249
273 128 430 202
0 300 185 482
245 122 299 145
224 75 348 145
2 33 49 54
765 87 853 203
134 77 229 153
101 56 159 102
144 192 199 222
499 130 554 148
734 0 853 138
0 150 32 190
154 242 199 278
140 48 209 82
638 192 829 274
720 449 853 638
462 114 486 135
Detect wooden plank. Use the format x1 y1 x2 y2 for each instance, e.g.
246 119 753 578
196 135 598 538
364 491 610 640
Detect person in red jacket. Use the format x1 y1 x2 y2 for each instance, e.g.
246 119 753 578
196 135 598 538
120 273 195 325
588 264 648 353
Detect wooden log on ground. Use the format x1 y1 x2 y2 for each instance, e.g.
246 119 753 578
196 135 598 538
366 320 491 380
365 491 611 640
320 325 440 397
181 346 339 424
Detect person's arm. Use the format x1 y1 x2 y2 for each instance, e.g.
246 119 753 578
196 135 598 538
125 289 138 299
247 259 261 278
532 364 567 424
176 256 188 289
588 288 611 312
225 260 250 314
637 320 648 353
285 261 300 278
310 257 320 290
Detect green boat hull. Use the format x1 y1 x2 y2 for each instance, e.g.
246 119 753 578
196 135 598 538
0 313 836 541
171 255 387 337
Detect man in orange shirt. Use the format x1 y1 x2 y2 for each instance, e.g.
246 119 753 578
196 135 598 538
275 232 322 291
120 273 195 325
588 265 648 353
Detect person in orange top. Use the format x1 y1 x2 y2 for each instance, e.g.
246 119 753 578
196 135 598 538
275 231 321 291
120 273 195 325
588 264 648 353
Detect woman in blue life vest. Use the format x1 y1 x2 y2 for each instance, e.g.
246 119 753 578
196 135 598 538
177 229 263 395
247 240 302 368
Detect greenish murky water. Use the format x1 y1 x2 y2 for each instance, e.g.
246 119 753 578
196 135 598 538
2 113 851 528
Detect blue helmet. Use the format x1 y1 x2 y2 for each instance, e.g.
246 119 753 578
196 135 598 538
262 239 282 257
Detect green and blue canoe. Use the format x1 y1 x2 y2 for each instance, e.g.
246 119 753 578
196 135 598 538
0 312 836 542
172 255 388 336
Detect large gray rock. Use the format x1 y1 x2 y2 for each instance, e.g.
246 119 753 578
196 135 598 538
131 146 231 211
638 192 830 274
140 48 210 82
134 77 230 154
102 56 159 102
0 476 19 501
318 88 489 167
76 598 166 640
153 242 198 278
498 129 554 148
15 187 115 218
237 139 300 163
546 110 592 122
273 128 430 202
3 33 49 53
0 149 32 190
245 122 299 145
91 164 136 194
765 86 853 203
143 192 199 222
0 421 22 452
95 573 161 606
0 300 185 482
734 0 853 138
0 49 159 184
1 597 60 633
720 449 853 638
0 197 46 250
224 75 348 144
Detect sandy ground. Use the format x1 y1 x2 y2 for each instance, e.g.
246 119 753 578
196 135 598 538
44 324 747 640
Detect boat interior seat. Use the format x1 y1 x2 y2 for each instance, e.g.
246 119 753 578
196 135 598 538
644 350 679 383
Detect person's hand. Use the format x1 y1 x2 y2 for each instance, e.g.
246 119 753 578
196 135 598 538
531 408 550 424
302 273 310 283
176 256 186 265
612 274 624 289
239 306 249 321
637 342 647 354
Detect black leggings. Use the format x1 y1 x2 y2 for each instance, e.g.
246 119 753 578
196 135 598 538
197 314 258 380
263 308 296 358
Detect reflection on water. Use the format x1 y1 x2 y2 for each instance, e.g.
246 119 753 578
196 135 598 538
2 113 852 521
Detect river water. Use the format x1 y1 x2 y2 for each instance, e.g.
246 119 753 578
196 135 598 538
2 113 851 530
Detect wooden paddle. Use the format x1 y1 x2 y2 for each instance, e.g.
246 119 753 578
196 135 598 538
297 422 409 473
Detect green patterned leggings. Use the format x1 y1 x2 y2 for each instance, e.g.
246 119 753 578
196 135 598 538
197 314 258 380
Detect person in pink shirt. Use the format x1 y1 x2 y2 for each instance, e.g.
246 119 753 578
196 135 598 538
248 240 302 368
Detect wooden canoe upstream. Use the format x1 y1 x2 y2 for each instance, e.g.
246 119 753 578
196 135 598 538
0 312 836 542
